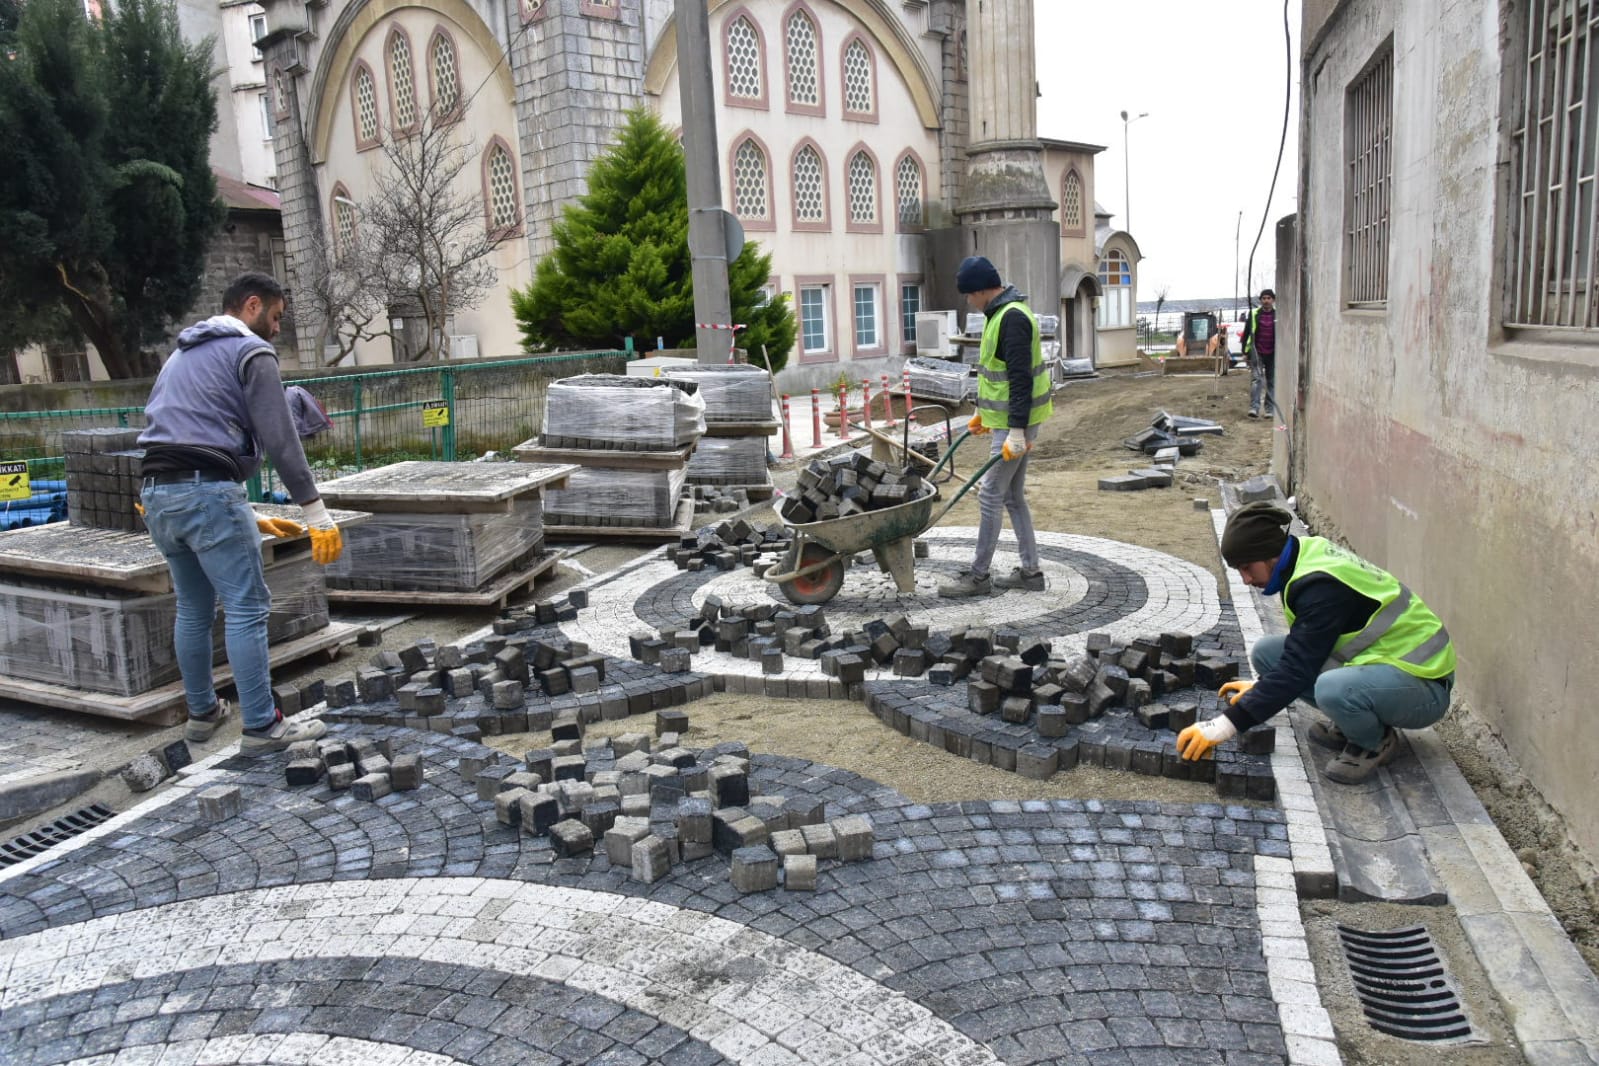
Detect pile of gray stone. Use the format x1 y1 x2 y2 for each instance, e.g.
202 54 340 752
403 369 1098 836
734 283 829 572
282 736 424 799
121 737 196 795
780 452 927 525
666 517 792 573
630 595 831 676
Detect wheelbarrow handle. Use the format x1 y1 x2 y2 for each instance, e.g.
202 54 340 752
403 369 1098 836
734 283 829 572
924 441 1004 529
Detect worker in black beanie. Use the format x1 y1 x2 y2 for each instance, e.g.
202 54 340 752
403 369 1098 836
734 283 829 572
1177 501 1457 784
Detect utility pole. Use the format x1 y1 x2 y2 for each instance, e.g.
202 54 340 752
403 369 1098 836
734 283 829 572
676 0 733 364
1119 109 1148 233
1234 210 1242 321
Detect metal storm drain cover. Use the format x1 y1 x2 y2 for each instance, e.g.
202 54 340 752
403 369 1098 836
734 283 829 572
1338 924 1473 1041
0 803 117 868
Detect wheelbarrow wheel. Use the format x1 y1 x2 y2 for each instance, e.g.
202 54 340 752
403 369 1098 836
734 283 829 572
779 543 845 605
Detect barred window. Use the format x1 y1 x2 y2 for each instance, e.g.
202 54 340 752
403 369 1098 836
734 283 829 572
1097 249 1132 329
732 138 769 220
1345 46 1392 307
520 0 544 20
431 34 460 116
273 68 288 117
727 16 762 100
354 66 379 144
800 284 830 352
843 39 873 113
1508 0 1598 331
847 151 876 225
1062 170 1083 232
487 143 519 232
388 31 417 131
785 10 819 107
853 283 880 348
331 186 357 259
793 145 824 222
896 154 922 227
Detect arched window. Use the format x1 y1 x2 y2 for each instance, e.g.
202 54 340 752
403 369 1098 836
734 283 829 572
330 184 357 259
792 143 826 226
784 7 820 112
386 28 418 132
1097 249 1133 329
430 30 461 118
272 66 289 119
895 152 923 229
519 0 544 22
847 150 877 227
725 15 763 104
484 138 522 236
842 37 874 117
351 62 380 148
731 137 770 222
1062 169 1084 234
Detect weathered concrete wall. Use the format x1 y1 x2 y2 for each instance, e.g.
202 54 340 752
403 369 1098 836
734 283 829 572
1298 0 1599 861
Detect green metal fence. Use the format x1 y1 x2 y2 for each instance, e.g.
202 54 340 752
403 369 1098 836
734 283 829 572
0 351 630 498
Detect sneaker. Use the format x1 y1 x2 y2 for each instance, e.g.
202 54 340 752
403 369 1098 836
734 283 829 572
1307 717 1347 749
185 699 233 743
992 567 1046 592
240 709 328 755
938 570 993 598
1321 728 1401 785
1248 408 1261 419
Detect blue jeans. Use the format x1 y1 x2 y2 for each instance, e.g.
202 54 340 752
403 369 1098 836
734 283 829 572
971 425 1040 578
140 478 275 730
1250 634 1452 751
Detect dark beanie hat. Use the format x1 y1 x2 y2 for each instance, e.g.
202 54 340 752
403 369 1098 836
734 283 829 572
1220 501 1293 566
956 255 1002 293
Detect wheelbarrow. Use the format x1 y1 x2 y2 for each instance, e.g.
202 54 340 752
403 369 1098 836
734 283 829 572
764 410 1002 604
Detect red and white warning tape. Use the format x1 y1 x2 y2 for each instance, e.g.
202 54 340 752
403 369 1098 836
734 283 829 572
696 322 746 331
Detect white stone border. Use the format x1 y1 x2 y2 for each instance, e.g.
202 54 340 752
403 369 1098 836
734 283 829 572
0 879 999 1066
62 1035 464 1065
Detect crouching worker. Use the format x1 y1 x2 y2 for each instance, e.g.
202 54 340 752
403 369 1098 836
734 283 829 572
1177 501 1455 783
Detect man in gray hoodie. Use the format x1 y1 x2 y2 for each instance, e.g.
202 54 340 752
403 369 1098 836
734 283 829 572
138 272 342 754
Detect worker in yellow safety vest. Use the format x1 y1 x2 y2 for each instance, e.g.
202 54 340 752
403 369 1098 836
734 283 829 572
1178 501 1456 783
938 255 1054 598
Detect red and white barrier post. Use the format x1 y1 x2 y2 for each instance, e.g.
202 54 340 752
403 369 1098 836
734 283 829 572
879 373 896 426
861 379 873 430
811 388 823 448
778 394 795 459
902 367 913 420
836 385 848 439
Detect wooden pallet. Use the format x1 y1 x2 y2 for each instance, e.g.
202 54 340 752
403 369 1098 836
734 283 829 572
325 548 565 610
0 620 364 726
317 460 574 514
512 440 694 471
702 421 779 437
543 497 695 542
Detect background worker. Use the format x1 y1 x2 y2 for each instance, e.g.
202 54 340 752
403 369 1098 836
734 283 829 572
1239 288 1277 418
1176 502 1455 783
138 272 344 754
939 256 1054 598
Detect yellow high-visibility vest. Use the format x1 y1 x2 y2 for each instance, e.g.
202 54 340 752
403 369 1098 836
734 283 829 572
975 301 1052 429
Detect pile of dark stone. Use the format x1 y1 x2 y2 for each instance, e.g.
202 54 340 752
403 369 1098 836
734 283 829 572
283 735 423 800
467 709 874 891
666 518 792 573
690 484 755 516
629 594 829 676
780 452 927 524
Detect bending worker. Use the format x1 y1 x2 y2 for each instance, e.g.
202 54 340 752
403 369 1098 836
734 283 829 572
1177 501 1455 784
938 255 1053 598
138 272 343 755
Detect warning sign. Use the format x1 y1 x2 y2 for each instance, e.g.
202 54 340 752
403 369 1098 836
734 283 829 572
421 400 450 428
0 461 28 502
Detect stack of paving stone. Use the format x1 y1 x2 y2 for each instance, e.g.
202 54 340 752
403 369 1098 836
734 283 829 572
281 734 423 800
780 452 927 525
904 356 973 404
661 364 775 498
62 428 145 532
634 594 834 677
665 518 792 573
690 484 754 516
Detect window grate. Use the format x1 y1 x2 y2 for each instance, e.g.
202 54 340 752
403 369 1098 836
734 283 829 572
732 139 769 219
0 804 117 868
848 152 876 224
389 33 417 130
794 146 824 221
1338 925 1473 1042
844 39 873 112
1345 46 1393 307
432 36 459 115
488 147 519 231
727 17 762 99
355 67 379 143
785 12 819 106
1063 170 1083 231
1509 0 1598 331
896 155 922 227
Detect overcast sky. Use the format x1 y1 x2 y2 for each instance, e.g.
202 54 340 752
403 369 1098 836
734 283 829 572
1035 1 1303 304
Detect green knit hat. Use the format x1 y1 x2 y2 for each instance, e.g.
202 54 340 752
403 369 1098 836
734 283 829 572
1221 502 1293 566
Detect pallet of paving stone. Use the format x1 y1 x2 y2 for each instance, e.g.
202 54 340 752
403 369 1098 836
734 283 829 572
658 363 774 423
61 428 146 533
315 460 574 514
322 499 548 593
542 374 706 451
0 619 362 725
685 435 769 490
326 547 565 609
539 460 691 530
542 497 695 542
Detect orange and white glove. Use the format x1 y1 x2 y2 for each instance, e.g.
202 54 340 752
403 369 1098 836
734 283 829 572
256 516 304 538
300 499 344 566
1176 715 1238 761
967 413 990 436
1218 680 1255 705
1001 429 1031 461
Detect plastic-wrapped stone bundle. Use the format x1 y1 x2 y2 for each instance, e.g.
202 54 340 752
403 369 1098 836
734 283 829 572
542 375 706 451
323 499 545 592
1036 314 1060 339
545 466 690 528
906 357 973 403
686 436 768 486
658 364 772 423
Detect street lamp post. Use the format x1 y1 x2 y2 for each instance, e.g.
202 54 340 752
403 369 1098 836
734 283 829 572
1119 109 1149 233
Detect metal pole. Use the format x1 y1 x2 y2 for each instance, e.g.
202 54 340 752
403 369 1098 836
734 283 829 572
676 0 733 365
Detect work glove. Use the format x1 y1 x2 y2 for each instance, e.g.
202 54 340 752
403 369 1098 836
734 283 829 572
256 516 304 538
1176 715 1238 761
300 499 344 566
1001 429 1031 462
1218 680 1255 705
967 413 990 436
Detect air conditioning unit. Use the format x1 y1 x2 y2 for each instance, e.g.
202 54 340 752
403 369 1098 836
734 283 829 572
448 334 479 359
914 310 960 358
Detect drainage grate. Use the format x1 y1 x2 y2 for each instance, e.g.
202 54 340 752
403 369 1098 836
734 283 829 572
0 803 118 868
1338 924 1473 1041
